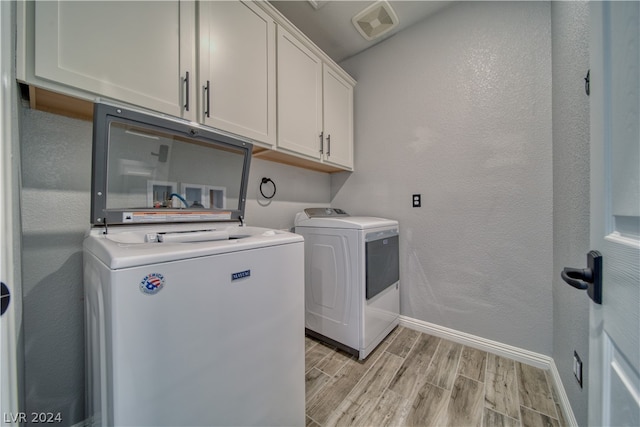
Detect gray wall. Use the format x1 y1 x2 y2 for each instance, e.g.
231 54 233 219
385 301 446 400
19 106 329 425
20 107 90 425
551 2 591 425
245 159 330 230
333 1 554 355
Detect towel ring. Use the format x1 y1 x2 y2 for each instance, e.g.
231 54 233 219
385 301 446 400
260 177 276 199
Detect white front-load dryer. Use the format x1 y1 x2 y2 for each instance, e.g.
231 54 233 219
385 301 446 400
295 208 400 360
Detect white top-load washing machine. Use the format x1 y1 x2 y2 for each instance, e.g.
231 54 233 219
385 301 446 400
295 208 400 360
83 103 304 426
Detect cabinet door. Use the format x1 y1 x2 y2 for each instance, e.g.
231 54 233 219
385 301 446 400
180 1 197 122
199 1 275 146
277 26 323 160
34 1 184 117
322 65 354 170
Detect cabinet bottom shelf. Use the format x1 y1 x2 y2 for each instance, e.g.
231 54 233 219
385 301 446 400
23 85 352 174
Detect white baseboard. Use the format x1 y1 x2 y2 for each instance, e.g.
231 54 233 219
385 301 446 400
548 358 579 427
399 315 578 426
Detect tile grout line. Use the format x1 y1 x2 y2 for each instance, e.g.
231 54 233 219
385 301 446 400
514 361 524 426
515 362 561 423
378 328 422 426
305 368 333 410
304 343 334 427
421 337 453 425
482 350 488 427
305 341 356 427
448 343 466 425
360 328 419 418
325 332 399 425
353 329 415 426
522 405 562 422
484 354 521 426
544 368 563 422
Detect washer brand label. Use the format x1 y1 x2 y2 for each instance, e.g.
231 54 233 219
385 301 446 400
140 273 165 295
231 270 251 281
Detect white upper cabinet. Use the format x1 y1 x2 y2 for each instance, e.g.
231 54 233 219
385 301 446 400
276 24 354 170
322 64 354 170
276 25 323 159
198 1 276 147
31 1 192 119
17 0 354 171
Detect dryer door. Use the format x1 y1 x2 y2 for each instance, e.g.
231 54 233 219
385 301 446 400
299 228 359 349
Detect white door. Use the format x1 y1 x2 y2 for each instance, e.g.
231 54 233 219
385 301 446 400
588 2 640 425
322 64 354 170
1 0 21 421
276 25 323 160
34 1 184 117
198 1 276 146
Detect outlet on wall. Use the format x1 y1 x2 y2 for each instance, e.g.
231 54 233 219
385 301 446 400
573 351 583 388
412 194 421 207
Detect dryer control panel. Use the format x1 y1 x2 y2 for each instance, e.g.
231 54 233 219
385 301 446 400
303 208 349 218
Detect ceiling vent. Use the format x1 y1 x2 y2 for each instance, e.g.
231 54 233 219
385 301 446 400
307 0 328 10
352 1 399 41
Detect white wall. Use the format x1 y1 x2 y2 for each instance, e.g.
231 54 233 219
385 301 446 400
18 106 330 425
551 2 591 425
333 1 554 355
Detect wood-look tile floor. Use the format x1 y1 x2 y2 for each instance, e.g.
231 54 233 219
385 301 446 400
305 327 568 427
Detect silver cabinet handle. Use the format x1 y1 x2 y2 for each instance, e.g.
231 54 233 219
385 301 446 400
184 71 190 112
326 134 331 157
319 131 324 154
203 80 210 118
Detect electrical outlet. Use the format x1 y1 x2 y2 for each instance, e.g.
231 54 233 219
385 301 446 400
573 351 583 388
412 194 421 207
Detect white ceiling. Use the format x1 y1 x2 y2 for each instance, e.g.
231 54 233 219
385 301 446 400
270 1 453 63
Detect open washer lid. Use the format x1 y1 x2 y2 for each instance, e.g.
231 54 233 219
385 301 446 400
90 103 253 226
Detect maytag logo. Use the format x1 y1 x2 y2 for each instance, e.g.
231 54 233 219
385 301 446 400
231 270 251 281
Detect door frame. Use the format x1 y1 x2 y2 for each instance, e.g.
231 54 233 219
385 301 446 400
1 0 23 421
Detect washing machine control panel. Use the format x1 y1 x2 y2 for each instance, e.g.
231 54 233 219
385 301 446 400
303 208 349 218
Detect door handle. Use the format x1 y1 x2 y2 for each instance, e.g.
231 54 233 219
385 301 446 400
561 267 592 290
1 282 10 316
561 250 602 304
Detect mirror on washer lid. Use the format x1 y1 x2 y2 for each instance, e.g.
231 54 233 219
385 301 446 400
91 103 252 226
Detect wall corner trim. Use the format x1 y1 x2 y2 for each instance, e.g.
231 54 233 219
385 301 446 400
399 315 578 426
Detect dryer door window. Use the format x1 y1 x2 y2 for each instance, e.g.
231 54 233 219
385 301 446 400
365 232 399 300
